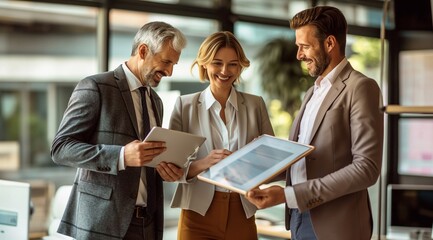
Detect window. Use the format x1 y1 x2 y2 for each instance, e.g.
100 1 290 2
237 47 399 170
0 1 98 168
109 9 218 93
137 0 218 8
317 1 386 28
232 0 308 20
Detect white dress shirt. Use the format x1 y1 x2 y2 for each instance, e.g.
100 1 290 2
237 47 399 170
204 86 239 192
284 58 348 208
119 62 157 206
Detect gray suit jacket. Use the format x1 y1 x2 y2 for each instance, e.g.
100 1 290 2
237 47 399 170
169 89 274 218
285 63 384 240
51 65 164 240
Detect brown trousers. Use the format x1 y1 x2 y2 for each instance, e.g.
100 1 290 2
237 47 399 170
177 191 257 240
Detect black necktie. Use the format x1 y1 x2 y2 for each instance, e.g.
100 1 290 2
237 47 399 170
139 87 151 138
138 86 156 215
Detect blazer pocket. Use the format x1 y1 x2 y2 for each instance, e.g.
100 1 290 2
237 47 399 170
78 181 113 200
324 107 344 121
322 107 347 130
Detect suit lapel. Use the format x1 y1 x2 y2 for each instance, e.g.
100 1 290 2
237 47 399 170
114 65 140 139
236 91 247 147
197 91 213 153
309 64 352 143
149 89 163 127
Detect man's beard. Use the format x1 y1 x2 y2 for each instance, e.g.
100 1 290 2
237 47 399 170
309 51 330 77
141 71 159 87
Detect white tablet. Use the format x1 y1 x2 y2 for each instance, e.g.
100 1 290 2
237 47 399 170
197 134 315 195
144 127 206 168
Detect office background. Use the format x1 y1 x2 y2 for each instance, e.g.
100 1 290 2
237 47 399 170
0 0 432 239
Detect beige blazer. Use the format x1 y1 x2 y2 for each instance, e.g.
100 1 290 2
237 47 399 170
285 63 384 240
169 89 274 218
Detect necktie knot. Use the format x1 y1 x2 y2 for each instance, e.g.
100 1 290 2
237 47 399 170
139 86 147 96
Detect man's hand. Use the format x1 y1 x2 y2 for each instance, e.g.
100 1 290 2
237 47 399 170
124 140 166 167
156 162 184 182
246 185 286 209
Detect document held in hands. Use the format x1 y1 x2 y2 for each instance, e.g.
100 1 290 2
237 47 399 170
144 127 206 168
197 134 315 195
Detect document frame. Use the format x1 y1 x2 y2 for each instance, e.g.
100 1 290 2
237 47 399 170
144 127 206 168
197 134 315 195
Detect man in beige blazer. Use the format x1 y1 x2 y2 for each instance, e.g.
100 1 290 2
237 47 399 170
246 6 384 240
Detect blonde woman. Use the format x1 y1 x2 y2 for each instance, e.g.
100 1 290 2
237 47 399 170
168 31 274 239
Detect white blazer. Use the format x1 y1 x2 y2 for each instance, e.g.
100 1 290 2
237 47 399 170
169 89 274 218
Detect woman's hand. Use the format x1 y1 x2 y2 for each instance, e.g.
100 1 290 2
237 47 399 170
187 149 232 179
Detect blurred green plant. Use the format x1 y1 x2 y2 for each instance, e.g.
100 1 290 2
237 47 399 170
268 99 293 138
348 37 382 85
349 36 381 69
256 38 314 137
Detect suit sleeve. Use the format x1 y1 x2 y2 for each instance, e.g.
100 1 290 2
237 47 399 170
51 78 121 175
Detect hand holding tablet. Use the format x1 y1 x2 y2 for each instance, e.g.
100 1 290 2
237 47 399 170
144 127 206 168
197 134 315 195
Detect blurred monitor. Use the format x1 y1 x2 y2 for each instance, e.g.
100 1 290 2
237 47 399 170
398 119 433 177
399 50 433 107
0 180 30 240
386 184 433 240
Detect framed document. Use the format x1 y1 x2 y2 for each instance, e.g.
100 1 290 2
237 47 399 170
197 134 314 195
144 127 206 168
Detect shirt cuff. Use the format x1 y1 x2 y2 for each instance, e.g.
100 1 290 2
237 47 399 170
284 186 299 209
178 161 195 183
118 146 125 171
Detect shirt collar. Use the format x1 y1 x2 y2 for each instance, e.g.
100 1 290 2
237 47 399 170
204 86 238 111
228 87 238 111
122 62 148 92
314 57 348 88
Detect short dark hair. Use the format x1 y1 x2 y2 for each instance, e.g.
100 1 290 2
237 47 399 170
290 6 347 54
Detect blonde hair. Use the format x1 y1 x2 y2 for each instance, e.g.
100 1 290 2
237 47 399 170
191 31 250 83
